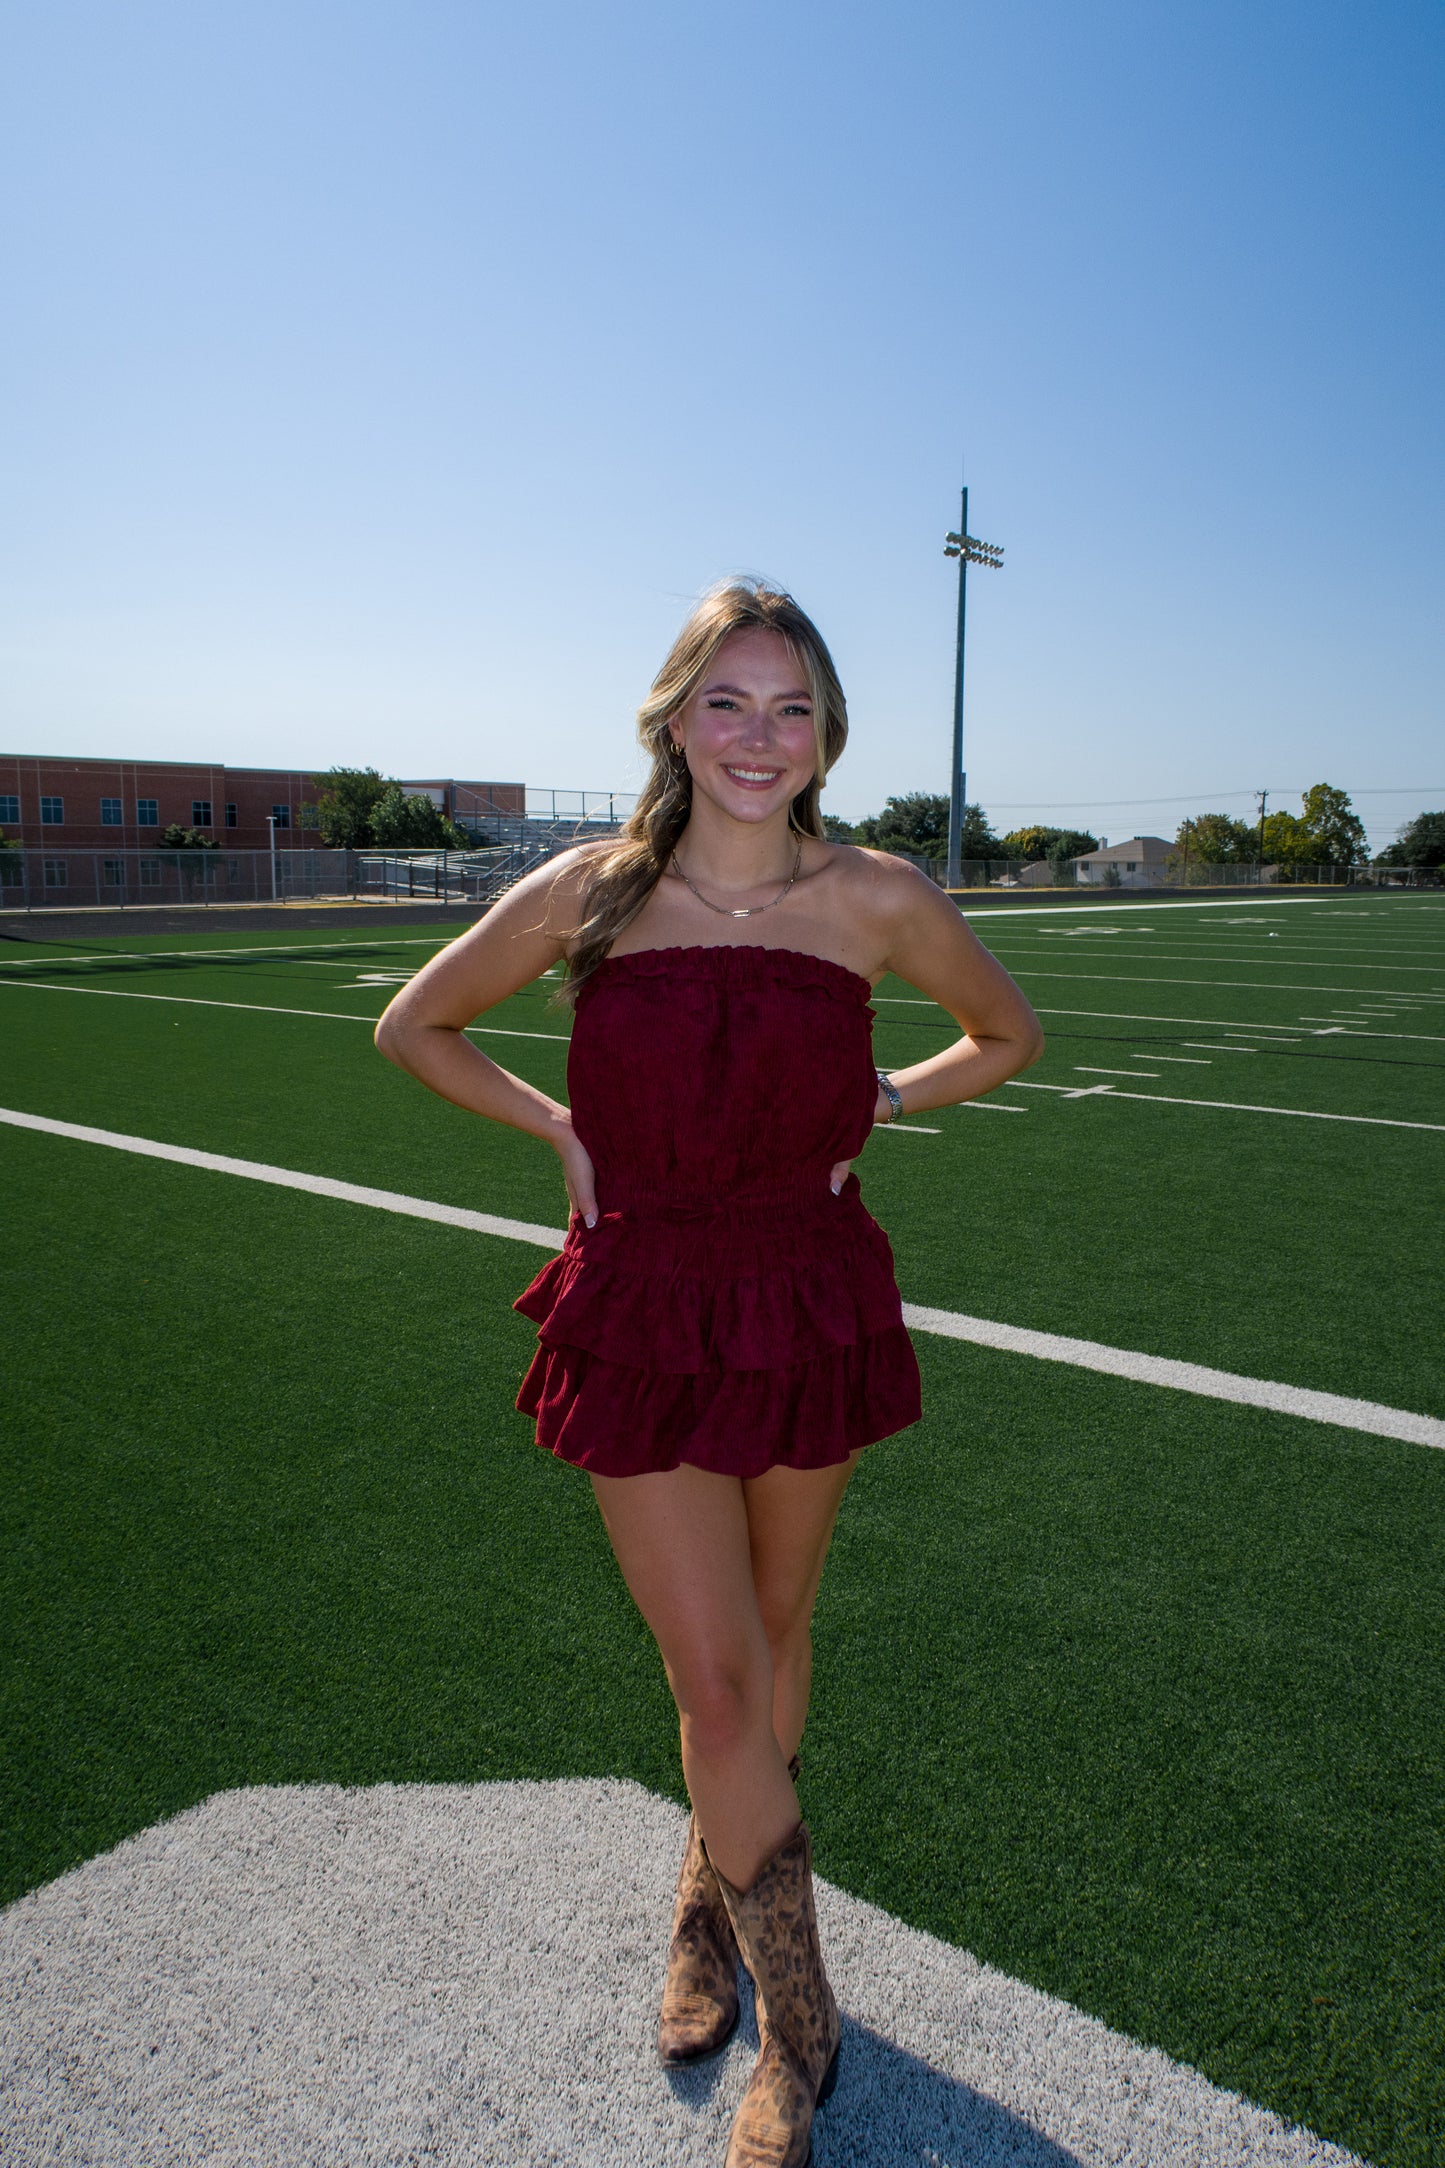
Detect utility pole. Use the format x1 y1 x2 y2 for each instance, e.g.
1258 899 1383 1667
943 486 1004 889
1255 790 1268 887
266 814 278 902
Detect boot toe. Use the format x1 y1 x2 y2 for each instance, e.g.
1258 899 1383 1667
657 1988 740 2064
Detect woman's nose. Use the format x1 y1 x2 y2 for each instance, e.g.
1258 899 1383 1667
737 712 777 752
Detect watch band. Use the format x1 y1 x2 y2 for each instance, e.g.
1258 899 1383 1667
875 1069 903 1123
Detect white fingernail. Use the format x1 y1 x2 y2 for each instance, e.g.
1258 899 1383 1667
585 1212 597 1228
830 1180 841 1195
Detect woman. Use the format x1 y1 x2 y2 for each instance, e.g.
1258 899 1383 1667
376 579 1042 2168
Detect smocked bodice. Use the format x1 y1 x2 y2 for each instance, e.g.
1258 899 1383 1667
568 945 878 1212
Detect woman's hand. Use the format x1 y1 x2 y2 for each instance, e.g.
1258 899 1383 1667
554 1118 599 1228
830 1077 904 1191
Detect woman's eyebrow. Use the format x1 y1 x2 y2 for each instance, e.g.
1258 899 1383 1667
701 681 812 700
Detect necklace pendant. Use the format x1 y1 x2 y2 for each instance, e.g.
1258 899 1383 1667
730 907 751 918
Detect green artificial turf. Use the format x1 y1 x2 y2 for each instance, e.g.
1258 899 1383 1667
3 894 1445 2165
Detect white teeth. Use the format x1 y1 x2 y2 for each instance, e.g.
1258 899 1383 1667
726 767 780 782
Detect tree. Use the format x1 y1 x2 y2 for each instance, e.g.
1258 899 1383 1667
999 824 1099 864
1376 810 1445 868
158 824 220 850
370 785 468 850
999 825 1056 861
301 767 390 850
1299 782 1367 866
853 792 948 854
852 793 1001 862
1260 809 1313 866
820 813 857 843
1173 813 1257 864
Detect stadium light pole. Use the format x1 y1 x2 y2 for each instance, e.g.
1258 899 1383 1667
943 486 1005 888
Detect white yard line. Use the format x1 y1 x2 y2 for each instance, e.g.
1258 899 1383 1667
1005 1080 1445 1133
0 934 454 967
992 944 1445 974
1034 1005 1445 1043
960 896 1340 918
3 1104 1439 1453
901 1304 1445 1451
1075 1066 1160 1078
1006 969 1445 996
0 1107 568 1248
0 977 570 1041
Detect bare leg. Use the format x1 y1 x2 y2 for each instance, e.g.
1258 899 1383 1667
590 1463 796 1889
745 1453 860 1762
590 1453 860 1890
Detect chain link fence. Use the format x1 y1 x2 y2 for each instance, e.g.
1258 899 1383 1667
0 846 531 911
917 858 1441 892
2 842 1437 911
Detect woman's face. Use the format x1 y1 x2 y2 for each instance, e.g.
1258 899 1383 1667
674 627 818 827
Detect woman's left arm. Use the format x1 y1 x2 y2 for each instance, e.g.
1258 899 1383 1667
863 856 1045 1120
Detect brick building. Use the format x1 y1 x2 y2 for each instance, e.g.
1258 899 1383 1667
0 756 525 851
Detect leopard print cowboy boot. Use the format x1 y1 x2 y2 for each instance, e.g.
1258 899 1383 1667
657 1756 801 2067
657 1809 741 2064
713 1822 841 2168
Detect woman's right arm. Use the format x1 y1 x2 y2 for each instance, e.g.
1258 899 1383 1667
373 852 600 1225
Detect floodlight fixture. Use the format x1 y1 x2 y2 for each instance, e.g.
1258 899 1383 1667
943 484 1005 889
944 531 1005 569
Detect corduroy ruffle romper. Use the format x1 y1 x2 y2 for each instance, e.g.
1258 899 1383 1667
514 945 922 1476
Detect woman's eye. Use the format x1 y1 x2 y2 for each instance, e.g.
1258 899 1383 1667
705 698 738 711
781 705 812 718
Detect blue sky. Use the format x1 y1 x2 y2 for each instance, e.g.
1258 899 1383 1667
3 1 1442 847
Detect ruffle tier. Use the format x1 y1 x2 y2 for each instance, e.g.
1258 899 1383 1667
513 1186 904 1376
513 1178 922 1474
516 1325 922 1477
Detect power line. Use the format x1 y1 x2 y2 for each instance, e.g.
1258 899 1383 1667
979 787 1442 810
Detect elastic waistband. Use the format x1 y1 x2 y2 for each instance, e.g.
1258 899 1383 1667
597 1167 858 1226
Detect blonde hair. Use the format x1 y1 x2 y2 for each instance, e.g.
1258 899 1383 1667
560 578 849 999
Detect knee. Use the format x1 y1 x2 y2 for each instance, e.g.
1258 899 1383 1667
757 1598 811 1672
672 1660 770 1759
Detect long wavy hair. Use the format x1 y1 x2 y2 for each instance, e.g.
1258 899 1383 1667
558 578 849 1000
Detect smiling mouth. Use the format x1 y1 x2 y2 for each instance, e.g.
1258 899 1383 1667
723 765 784 785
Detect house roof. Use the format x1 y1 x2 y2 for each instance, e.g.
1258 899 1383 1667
1075 835 1172 865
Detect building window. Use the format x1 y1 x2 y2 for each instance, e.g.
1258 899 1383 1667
104 858 126 884
41 796 64 825
137 798 158 826
225 802 238 827
44 858 67 887
140 858 162 886
101 797 123 825
192 800 213 828
0 857 22 887
271 804 291 829
0 794 18 823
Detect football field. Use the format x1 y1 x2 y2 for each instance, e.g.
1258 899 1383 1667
2 892 1442 2166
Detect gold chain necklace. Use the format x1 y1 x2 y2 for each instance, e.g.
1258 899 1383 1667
671 840 803 919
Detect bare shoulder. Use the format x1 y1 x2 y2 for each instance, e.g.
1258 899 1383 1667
823 842 958 947
488 836 618 945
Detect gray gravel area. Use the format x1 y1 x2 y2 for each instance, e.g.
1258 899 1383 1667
0 1779 1366 2167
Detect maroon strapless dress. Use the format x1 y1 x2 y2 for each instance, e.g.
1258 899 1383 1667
514 945 922 1477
